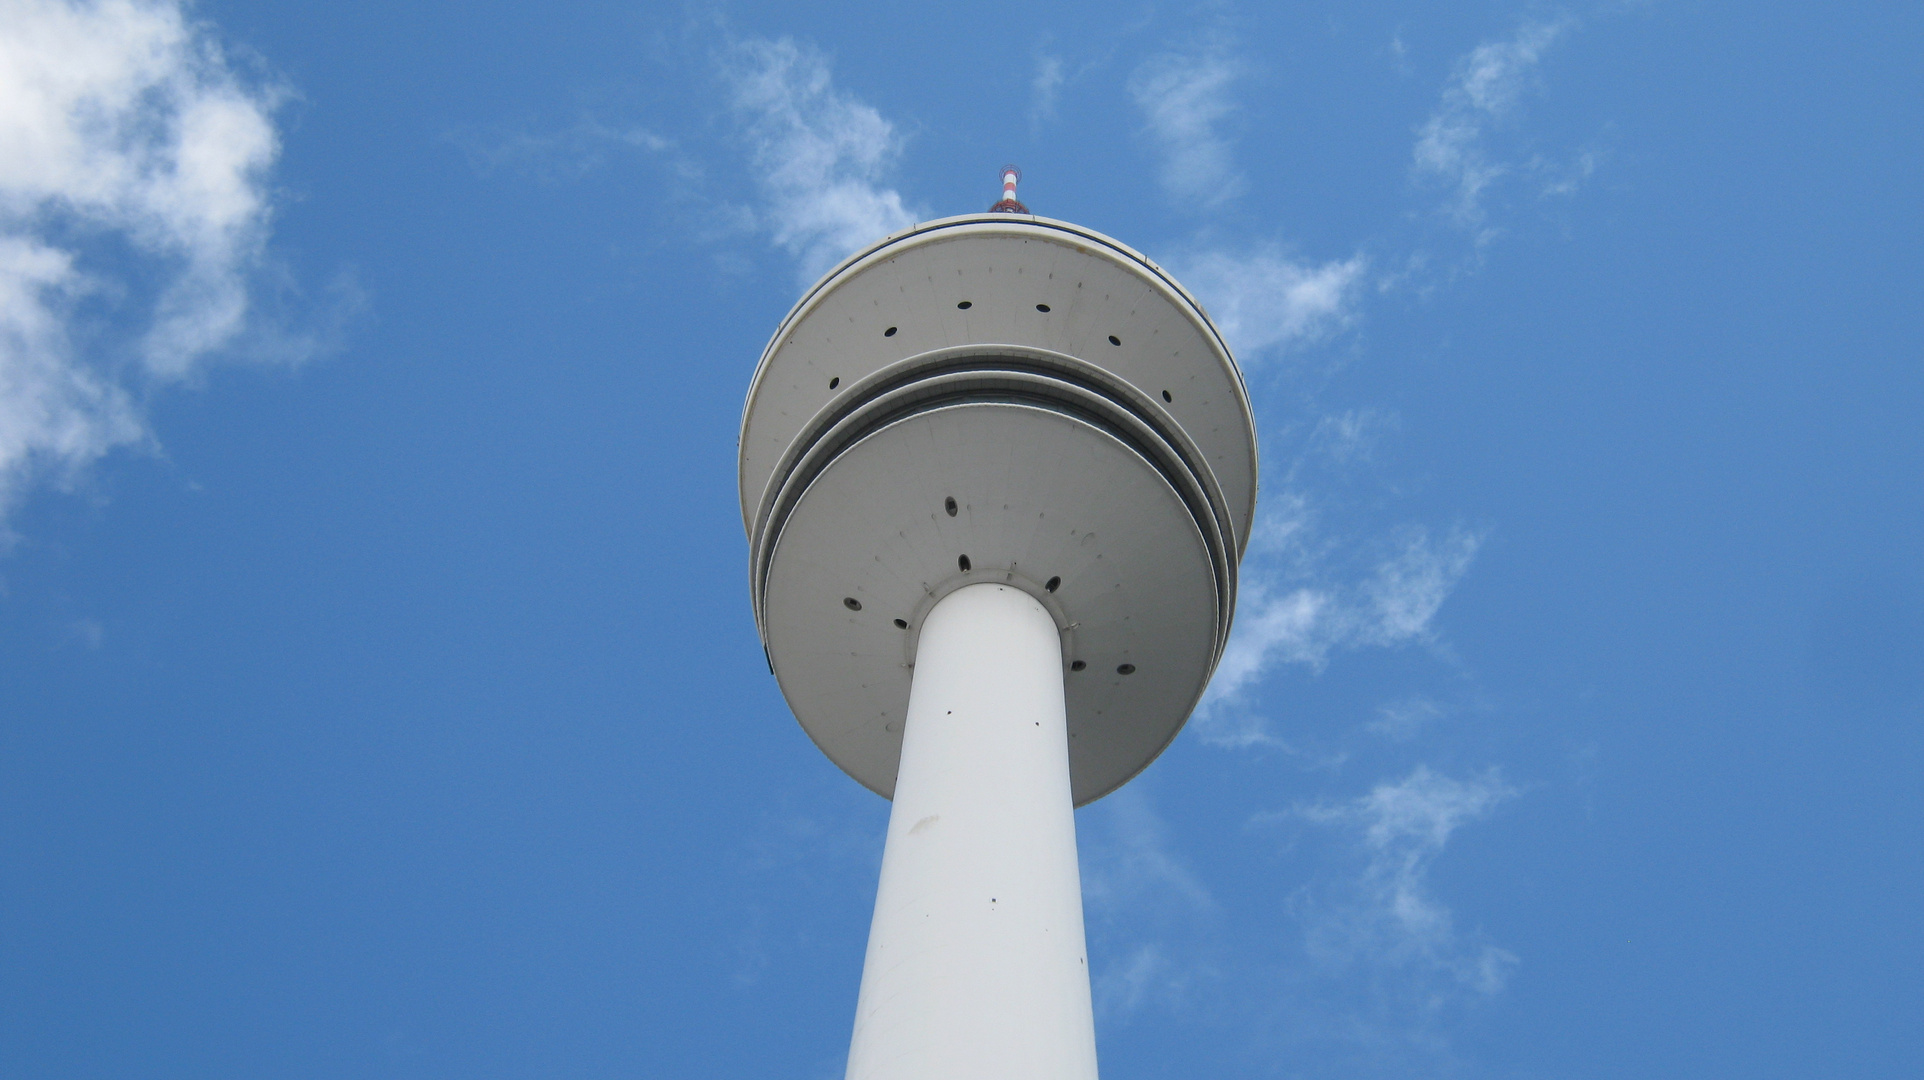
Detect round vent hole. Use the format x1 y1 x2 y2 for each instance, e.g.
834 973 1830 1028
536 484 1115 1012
1070 660 1086 672
884 326 897 337
944 496 958 517
1161 390 1172 402
957 301 972 310
893 618 908 629
1116 663 1136 675
1108 335 1122 346
958 554 972 572
829 377 840 389
1036 303 1051 312
1045 576 1061 593
843 597 863 611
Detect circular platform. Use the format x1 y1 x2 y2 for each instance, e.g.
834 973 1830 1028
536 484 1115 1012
741 215 1258 805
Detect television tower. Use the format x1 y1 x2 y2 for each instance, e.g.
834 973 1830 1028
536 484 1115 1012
739 169 1256 1080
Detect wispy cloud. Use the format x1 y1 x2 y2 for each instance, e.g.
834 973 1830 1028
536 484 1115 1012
1310 408 1397 466
1287 765 1518 994
1029 52 1065 131
1414 18 1573 230
0 0 287 526
1199 521 1481 746
721 38 919 283
453 35 917 285
1173 247 1368 363
1081 786 1215 1018
1129 42 1244 206
1362 524 1482 645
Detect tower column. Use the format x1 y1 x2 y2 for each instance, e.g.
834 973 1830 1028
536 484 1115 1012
845 583 1098 1080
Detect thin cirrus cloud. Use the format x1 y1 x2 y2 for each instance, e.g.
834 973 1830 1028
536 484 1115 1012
1199 523 1482 748
1170 247 1368 363
0 0 284 525
1414 17 1574 231
721 38 920 285
1128 44 1245 207
1029 52 1065 130
1286 765 1519 995
456 37 918 286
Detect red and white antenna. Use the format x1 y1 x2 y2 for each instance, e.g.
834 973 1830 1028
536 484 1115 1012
990 164 1029 214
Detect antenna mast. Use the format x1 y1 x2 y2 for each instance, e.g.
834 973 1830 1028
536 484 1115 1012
989 165 1028 213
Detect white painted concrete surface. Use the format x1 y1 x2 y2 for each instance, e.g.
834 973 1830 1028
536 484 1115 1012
845 583 1098 1080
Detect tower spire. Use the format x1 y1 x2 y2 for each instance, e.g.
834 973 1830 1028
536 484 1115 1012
990 164 1028 214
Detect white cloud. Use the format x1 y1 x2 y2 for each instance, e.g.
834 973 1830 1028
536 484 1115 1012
721 38 918 283
1173 247 1367 362
1198 520 1480 745
1209 583 1331 708
1414 19 1571 228
1029 53 1064 130
1292 765 1517 993
0 0 282 522
1309 408 1394 466
1360 524 1482 645
1128 45 1244 206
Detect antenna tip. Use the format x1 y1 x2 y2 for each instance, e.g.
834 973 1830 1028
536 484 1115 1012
990 164 1029 214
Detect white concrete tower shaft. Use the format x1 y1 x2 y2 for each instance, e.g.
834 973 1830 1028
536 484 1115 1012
846 583 1096 1080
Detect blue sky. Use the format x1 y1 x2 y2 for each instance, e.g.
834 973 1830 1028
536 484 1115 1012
2 1 1920 1077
